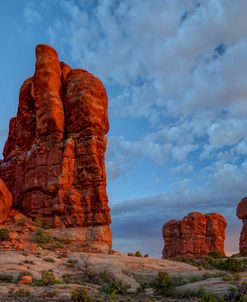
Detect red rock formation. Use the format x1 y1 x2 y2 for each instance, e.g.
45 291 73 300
237 197 247 253
0 179 12 223
0 44 111 230
162 212 226 258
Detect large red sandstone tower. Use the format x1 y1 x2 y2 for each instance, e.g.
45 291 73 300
0 44 111 230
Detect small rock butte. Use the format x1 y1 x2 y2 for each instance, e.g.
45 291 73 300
0 44 111 234
162 212 227 258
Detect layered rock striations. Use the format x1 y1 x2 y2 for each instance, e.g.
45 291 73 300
0 179 12 223
162 212 227 258
0 44 111 232
237 197 247 253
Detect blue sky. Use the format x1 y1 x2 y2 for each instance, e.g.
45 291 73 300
1 0 247 257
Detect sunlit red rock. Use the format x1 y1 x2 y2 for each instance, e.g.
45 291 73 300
162 212 226 258
0 44 111 232
0 179 12 223
237 196 247 253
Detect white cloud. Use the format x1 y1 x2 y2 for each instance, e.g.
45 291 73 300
235 141 247 155
24 2 42 23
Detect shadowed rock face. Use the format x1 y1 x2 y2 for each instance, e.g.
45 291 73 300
0 44 111 228
237 197 247 253
162 212 227 258
0 179 12 223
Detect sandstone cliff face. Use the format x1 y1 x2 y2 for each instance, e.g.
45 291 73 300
0 44 111 229
237 197 247 253
0 179 12 223
162 212 226 258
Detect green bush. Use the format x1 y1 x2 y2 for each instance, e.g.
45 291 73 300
151 271 175 297
240 295 247 302
207 251 223 258
34 216 49 229
67 259 78 268
32 229 52 244
15 288 31 297
199 293 222 302
71 288 92 302
175 287 206 299
101 273 130 295
217 257 243 272
0 228 9 241
0 274 14 283
202 256 243 272
136 282 147 293
43 257 55 263
224 283 247 301
39 270 62 286
135 251 142 257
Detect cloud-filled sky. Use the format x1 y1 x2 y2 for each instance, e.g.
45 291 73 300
0 0 247 257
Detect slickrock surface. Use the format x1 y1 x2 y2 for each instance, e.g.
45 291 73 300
237 197 247 253
0 250 244 301
0 44 111 232
163 212 227 258
0 179 12 223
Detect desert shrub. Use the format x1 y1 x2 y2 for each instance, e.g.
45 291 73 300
58 252 68 258
32 229 52 244
43 257 55 263
71 288 92 302
18 271 32 278
38 270 62 286
15 288 31 297
218 257 243 272
0 274 14 283
0 228 9 241
136 282 148 293
151 271 175 297
175 287 207 299
199 293 223 302
34 216 44 228
23 259 34 265
203 256 243 272
67 259 78 268
224 283 247 301
207 251 223 258
101 272 130 295
135 251 142 257
33 216 49 229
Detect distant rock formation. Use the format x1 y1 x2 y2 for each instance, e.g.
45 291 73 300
237 197 247 253
0 45 111 235
0 179 12 223
162 212 227 258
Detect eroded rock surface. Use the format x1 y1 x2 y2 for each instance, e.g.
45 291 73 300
163 212 226 258
237 197 247 253
0 179 12 223
0 44 111 230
